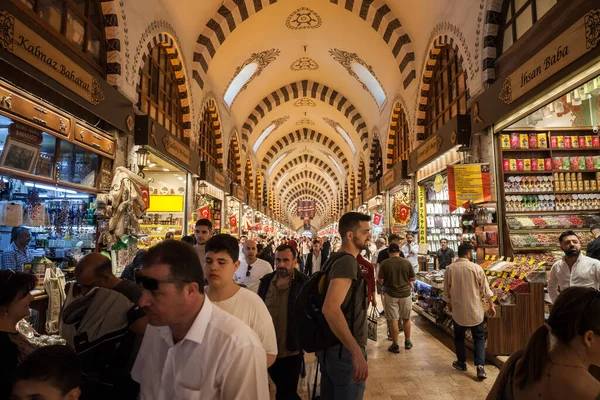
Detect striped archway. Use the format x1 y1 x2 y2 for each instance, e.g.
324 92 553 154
284 187 330 212
415 35 470 140
358 159 367 194
241 80 368 151
227 131 242 183
261 128 350 174
136 34 192 142
278 171 336 199
386 101 411 169
272 155 341 188
198 98 224 169
192 0 416 91
243 157 254 197
99 0 122 87
370 135 383 183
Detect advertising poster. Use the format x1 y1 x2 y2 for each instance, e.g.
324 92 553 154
447 164 492 212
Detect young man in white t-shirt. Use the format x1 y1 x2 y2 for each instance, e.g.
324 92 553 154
205 234 278 367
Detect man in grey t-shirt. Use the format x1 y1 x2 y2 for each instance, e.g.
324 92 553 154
378 243 415 353
319 212 370 400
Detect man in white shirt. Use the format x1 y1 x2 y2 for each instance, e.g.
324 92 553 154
235 239 272 293
193 218 213 268
132 240 268 400
548 230 600 302
401 233 420 273
204 234 278 367
371 238 386 266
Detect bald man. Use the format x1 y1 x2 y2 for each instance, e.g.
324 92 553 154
234 239 273 293
74 252 147 335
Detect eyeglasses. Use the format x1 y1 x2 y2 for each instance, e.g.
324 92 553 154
135 272 190 291
246 265 253 277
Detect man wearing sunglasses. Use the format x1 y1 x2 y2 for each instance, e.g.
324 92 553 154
132 240 268 400
204 234 277 367
234 239 273 293
193 218 213 268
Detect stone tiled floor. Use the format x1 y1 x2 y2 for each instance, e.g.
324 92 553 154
271 311 499 400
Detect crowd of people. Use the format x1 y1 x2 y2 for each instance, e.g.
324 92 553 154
1 214 599 399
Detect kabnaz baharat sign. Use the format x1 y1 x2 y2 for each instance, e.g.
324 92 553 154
0 10 105 105
499 9 600 104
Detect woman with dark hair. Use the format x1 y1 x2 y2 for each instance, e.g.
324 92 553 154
0 270 37 398
487 287 600 400
11 345 81 400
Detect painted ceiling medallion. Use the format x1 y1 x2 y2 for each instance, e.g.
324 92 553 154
294 97 316 107
224 48 281 106
296 118 315 125
286 7 322 30
329 48 387 107
290 57 319 71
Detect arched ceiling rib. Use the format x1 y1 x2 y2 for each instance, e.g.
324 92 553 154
278 170 336 200
260 128 350 174
282 182 332 209
192 0 416 91
272 154 340 189
286 191 328 216
241 80 368 152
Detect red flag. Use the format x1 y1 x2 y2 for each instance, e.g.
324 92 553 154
141 187 150 210
373 213 382 226
256 224 262 231
398 205 410 222
228 215 237 228
199 205 211 220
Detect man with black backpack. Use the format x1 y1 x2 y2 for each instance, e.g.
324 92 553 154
302 212 370 399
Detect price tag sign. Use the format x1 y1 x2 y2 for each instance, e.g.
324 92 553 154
511 271 517 278
506 257 511 263
528 259 536 265
485 255 490 261
491 281 498 288
503 272 509 278
520 257 527 263
519 273 527 280
538 261 546 267
492 295 498 302
504 286 511 292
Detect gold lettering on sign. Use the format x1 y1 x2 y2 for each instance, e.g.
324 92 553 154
162 135 191 165
213 172 225 188
0 11 105 105
383 169 395 188
499 9 600 104
416 136 443 165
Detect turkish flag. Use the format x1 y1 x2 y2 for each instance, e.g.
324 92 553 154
398 205 410 222
256 224 262 231
199 205 211 220
373 213 382 226
229 215 237 228
141 187 150 210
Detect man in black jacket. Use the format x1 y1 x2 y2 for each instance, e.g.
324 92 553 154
304 239 328 275
258 244 309 400
587 225 600 261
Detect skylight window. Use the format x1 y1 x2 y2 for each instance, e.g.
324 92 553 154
268 152 288 175
224 63 259 106
351 62 386 107
335 125 356 154
253 123 276 152
277 171 291 188
328 154 344 176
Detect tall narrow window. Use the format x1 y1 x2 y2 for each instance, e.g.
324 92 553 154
424 45 469 139
501 0 557 54
139 44 186 143
12 0 106 71
244 159 253 195
198 104 219 168
391 105 410 165
227 139 240 184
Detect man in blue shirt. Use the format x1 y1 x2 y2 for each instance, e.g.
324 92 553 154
1 227 34 271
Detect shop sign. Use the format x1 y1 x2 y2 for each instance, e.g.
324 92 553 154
418 185 427 244
364 184 376 201
499 9 600 104
447 164 492 212
231 184 246 202
213 170 226 189
382 168 396 189
0 11 105 105
163 134 190 165
408 115 471 175
8 122 42 145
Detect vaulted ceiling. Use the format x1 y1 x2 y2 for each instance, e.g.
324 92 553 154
156 0 458 228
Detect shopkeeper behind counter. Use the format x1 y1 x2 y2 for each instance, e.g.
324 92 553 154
1 227 34 272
